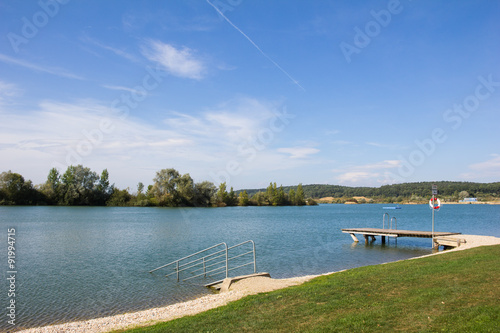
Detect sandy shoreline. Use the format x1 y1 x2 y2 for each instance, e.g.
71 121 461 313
16 234 500 333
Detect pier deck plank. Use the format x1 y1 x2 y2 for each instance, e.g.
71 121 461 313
341 228 461 239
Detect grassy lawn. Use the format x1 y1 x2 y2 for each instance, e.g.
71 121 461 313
116 245 500 332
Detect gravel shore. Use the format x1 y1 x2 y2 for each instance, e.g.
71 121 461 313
17 234 500 333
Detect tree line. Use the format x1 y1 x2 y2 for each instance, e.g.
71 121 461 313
2 167 498 206
0 166 312 207
240 181 500 203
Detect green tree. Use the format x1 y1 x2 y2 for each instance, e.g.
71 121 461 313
252 191 266 206
107 188 132 206
306 198 319 205
177 173 195 206
288 189 296 205
265 182 275 205
276 185 286 205
39 167 61 204
226 187 237 206
216 182 228 206
238 190 249 206
137 182 144 195
0 171 39 205
95 169 113 205
60 165 100 205
152 168 180 196
458 191 470 200
193 181 216 207
296 183 305 205
134 182 148 206
152 168 181 206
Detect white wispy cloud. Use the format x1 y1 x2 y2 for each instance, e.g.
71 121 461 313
366 142 407 150
331 140 354 146
0 97 290 188
0 80 22 105
142 40 206 80
277 147 320 159
163 97 279 144
357 160 401 170
334 160 401 186
216 62 237 71
0 81 20 96
325 130 340 136
0 99 198 186
102 85 149 95
81 34 138 62
461 154 500 180
336 171 373 184
0 53 84 80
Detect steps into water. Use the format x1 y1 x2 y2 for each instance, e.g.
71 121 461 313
205 272 271 290
149 240 258 287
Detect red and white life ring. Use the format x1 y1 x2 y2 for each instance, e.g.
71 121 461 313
429 197 441 210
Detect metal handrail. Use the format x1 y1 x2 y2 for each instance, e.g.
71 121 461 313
149 240 257 284
390 217 397 230
149 242 227 273
175 250 227 273
183 265 227 281
383 213 389 229
228 240 256 274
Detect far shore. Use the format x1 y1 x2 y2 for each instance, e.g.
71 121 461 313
316 196 500 205
16 234 500 333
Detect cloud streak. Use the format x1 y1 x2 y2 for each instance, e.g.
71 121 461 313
142 40 206 80
81 34 138 63
206 0 304 91
102 85 149 95
0 53 84 80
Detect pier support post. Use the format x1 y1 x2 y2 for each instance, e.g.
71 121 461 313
381 236 386 244
349 233 359 242
432 238 439 250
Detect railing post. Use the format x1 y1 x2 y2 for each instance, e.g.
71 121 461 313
252 240 256 273
176 261 179 282
203 257 206 277
225 244 228 278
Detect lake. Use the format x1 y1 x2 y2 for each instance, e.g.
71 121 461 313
1 204 499 331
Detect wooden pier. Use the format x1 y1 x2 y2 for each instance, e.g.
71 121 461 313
342 228 461 246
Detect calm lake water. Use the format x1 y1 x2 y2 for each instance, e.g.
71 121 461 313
1 204 499 331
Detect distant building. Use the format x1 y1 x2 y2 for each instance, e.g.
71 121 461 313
460 198 477 202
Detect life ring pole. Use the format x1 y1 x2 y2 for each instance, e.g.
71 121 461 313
429 196 442 249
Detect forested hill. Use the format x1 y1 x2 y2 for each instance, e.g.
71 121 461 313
240 182 500 201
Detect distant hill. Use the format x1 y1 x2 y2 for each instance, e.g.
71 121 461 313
238 181 500 200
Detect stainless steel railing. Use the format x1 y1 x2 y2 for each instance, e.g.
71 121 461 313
383 213 389 229
390 216 397 230
382 213 397 230
149 240 257 283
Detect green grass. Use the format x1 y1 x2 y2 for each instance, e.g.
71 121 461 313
116 245 500 332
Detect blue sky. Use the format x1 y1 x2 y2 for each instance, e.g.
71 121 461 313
1 0 499 191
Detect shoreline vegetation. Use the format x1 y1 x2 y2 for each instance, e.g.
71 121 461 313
1 166 499 207
16 235 500 333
